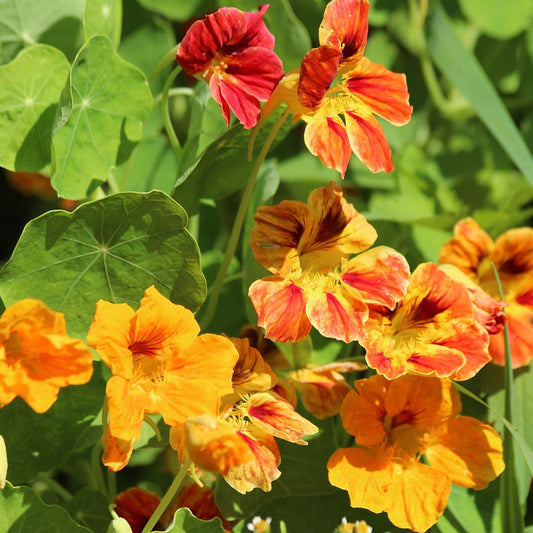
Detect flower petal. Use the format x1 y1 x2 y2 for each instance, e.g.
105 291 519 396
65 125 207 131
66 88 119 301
425 416 504 489
248 276 312 342
346 57 412 125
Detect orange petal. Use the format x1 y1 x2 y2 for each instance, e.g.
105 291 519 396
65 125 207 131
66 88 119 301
438 218 494 281
319 0 369 61
489 310 533 367
113 487 161 533
102 424 136 472
304 114 352 177
248 276 312 342
346 57 412 125
345 110 394 173
425 416 504 490
184 415 254 475
341 246 410 309
106 376 146 441
245 392 319 443
224 428 281 493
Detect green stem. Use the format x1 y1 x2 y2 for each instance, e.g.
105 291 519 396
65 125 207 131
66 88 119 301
141 458 192 533
149 44 180 83
199 108 290 330
35 474 73 502
153 87 194 107
162 65 183 157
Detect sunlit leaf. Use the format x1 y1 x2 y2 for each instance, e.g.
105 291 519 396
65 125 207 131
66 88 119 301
0 483 92 532
0 45 69 171
51 35 153 199
0 363 105 484
0 191 206 339
83 0 122 48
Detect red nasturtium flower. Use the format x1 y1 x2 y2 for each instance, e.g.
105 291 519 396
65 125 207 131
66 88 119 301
176 5 284 129
439 217 533 367
361 262 492 381
328 374 504 532
87 286 238 471
261 0 412 175
248 182 410 342
0 299 94 413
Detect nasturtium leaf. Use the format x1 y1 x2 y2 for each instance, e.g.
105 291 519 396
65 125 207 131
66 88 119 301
51 35 153 199
153 508 225 533
457 0 533 39
0 0 84 65
0 483 92 532
137 0 211 21
0 45 69 171
65 488 111 533
0 363 105 485
83 0 122 48
0 191 206 340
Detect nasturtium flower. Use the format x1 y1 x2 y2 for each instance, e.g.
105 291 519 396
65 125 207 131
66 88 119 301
0 299 94 413
439 217 533 367
249 182 409 342
87 286 238 470
361 262 491 381
328 374 504 532
261 0 412 175
176 5 284 129
113 487 162 533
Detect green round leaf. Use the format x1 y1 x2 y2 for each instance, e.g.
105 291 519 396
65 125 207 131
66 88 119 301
0 191 206 339
83 0 122 48
0 45 69 171
0 483 91 532
458 0 533 39
154 508 225 533
51 35 153 199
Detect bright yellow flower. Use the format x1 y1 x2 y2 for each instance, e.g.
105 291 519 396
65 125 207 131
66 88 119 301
0 299 94 413
328 374 504 532
87 286 238 471
439 217 533 367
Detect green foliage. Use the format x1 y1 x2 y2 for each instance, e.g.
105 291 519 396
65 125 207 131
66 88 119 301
154 508 225 533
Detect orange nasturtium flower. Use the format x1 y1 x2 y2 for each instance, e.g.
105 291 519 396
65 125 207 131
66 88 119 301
0 299 94 413
176 5 284 129
87 286 238 471
439 217 533 367
261 0 412 175
328 374 504 532
248 182 410 342
170 337 318 493
360 262 492 381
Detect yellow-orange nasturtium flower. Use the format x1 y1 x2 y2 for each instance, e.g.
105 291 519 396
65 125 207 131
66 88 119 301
439 217 533 367
360 262 492 381
170 337 318 493
328 374 504 532
87 286 239 471
248 182 410 343
0 299 94 413
260 0 412 176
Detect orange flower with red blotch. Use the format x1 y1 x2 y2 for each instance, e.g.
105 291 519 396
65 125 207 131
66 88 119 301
249 182 410 342
328 374 504 532
176 5 283 129
361 262 491 380
170 336 318 493
0 299 93 413
261 0 412 175
439 217 533 367
87 286 238 471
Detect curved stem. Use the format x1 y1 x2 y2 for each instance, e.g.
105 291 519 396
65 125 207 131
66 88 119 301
149 44 180 83
141 458 192 533
199 108 290 331
162 65 183 157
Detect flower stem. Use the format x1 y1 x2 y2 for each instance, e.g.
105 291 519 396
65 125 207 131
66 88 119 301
199 108 290 330
141 458 192 533
162 65 183 157
149 44 179 83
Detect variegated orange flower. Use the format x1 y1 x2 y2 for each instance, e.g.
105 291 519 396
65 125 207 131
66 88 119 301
113 487 163 533
261 0 411 175
170 336 318 493
249 182 410 342
361 262 491 380
87 286 238 471
176 5 283 129
439 217 533 367
287 361 365 419
328 374 504 532
0 299 94 413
